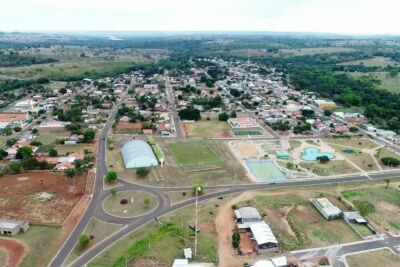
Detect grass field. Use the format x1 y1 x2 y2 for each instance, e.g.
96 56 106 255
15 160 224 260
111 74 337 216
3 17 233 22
15 225 61 267
342 185 400 233
0 61 136 80
183 120 231 138
243 192 359 251
339 57 399 67
103 190 158 217
327 138 380 150
168 141 221 167
375 147 400 169
65 218 122 266
88 199 220 267
0 248 8 267
279 47 357 56
349 72 400 93
107 138 248 187
329 145 379 171
346 249 400 267
300 160 359 176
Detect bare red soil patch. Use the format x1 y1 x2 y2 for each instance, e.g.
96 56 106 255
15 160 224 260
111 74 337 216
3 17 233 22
217 131 232 138
0 238 26 267
0 172 86 225
117 121 142 130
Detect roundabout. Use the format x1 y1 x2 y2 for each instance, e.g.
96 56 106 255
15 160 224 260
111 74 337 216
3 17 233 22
102 190 158 218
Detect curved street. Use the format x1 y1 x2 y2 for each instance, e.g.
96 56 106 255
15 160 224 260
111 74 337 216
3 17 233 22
49 99 400 267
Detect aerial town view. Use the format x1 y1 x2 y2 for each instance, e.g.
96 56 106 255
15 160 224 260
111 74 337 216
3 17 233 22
1 1 400 267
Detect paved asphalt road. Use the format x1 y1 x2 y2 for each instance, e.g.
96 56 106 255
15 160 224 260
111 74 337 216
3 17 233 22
49 79 400 266
165 74 183 139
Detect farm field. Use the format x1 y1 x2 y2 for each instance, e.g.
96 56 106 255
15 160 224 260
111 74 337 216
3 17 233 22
183 120 231 138
168 141 221 167
88 198 221 267
65 218 123 266
106 138 248 186
339 57 399 67
0 172 86 225
103 190 158 217
341 184 400 234
349 72 400 93
346 249 400 267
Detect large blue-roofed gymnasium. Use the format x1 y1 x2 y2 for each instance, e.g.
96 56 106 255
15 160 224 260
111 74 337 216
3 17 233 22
121 140 158 168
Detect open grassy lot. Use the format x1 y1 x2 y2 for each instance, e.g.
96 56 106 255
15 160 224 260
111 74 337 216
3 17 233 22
88 199 220 267
329 145 379 171
14 225 61 267
65 218 123 266
327 138 380 150
168 141 221 167
107 138 248 187
375 147 400 169
103 190 158 217
349 72 400 93
35 128 70 145
339 57 399 67
300 160 359 176
279 47 357 56
0 61 135 80
0 248 7 267
341 184 400 233
346 249 400 267
239 192 359 251
183 120 231 138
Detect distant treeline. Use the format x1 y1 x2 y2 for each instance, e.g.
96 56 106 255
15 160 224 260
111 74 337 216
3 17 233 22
0 52 57 67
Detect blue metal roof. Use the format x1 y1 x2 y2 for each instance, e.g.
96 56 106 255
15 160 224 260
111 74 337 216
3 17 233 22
121 140 158 168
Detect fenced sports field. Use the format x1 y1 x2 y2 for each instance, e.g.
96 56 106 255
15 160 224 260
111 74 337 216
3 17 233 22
168 141 221 167
245 159 288 182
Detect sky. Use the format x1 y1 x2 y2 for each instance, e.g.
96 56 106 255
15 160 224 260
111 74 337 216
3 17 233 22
1 0 399 34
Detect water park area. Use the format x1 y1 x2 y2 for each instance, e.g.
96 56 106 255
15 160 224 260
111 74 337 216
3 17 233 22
301 147 335 161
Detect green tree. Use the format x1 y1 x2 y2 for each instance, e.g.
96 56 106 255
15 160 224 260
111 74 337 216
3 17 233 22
79 234 90 248
83 129 96 143
218 112 229 121
286 162 295 169
49 148 58 157
6 138 17 147
13 126 22 132
0 149 8 160
232 231 240 249
178 108 201 121
381 157 400 167
104 171 118 183
193 183 204 195
111 189 117 196
31 128 39 134
353 200 375 217
136 167 150 177
385 179 391 189
9 162 22 174
58 88 67 94
144 197 151 207
16 147 33 160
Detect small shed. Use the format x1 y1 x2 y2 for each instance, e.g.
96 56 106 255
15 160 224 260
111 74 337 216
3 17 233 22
0 219 29 235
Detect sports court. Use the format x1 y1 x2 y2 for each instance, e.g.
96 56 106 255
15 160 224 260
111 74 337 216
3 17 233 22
245 160 288 182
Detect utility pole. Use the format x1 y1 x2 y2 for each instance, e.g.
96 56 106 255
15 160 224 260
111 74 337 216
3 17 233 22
194 185 201 258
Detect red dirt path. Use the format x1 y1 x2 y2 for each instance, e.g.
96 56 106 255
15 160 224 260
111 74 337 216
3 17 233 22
0 238 26 267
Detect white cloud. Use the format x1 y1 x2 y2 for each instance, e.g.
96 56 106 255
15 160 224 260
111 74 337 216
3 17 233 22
0 0 399 34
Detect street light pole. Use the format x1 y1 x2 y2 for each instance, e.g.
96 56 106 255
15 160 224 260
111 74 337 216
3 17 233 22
194 186 198 258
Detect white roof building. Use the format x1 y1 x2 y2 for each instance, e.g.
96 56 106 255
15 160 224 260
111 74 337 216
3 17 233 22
310 198 342 220
249 222 278 246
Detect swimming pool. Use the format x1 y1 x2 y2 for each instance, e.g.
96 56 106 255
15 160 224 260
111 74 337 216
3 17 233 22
245 160 288 182
301 147 335 161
